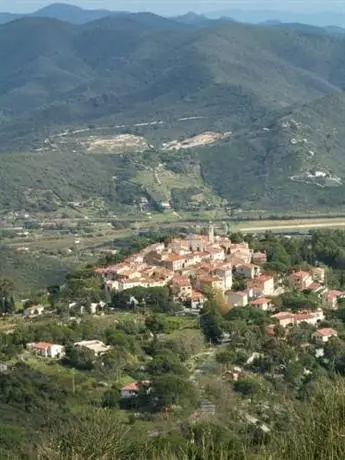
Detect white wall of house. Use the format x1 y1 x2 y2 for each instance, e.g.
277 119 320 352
227 292 248 307
49 344 65 358
121 389 137 399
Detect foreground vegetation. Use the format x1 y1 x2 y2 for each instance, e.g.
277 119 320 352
1 229 345 458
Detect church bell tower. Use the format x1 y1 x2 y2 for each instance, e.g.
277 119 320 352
208 221 215 244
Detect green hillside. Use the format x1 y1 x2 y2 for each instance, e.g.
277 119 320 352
199 91 345 210
0 150 138 211
2 17 345 212
0 18 343 145
0 247 73 293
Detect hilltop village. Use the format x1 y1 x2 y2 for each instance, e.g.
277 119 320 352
14 226 345 357
94 224 338 329
96 224 265 305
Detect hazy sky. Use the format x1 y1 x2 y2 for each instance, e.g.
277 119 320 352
1 0 345 15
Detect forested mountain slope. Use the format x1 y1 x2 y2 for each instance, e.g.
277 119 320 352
2 17 345 211
1 18 344 141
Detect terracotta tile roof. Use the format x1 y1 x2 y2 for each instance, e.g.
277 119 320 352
227 255 248 266
272 312 295 320
325 290 345 299
197 274 222 283
119 269 141 278
207 247 224 254
121 278 142 284
30 342 53 350
191 290 207 300
248 275 274 287
185 253 199 260
254 275 274 282
290 270 310 279
250 297 271 305
294 311 313 321
121 380 151 392
217 262 233 270
165 254 187 262
171 276 191 286
316 328 337 337
199 263 213 271
308 282 321 290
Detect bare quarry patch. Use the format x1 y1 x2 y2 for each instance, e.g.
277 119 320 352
162 131 232 151
85 134 150 153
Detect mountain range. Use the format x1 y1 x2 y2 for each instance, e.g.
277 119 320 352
2 12 345 213
0 4 118 25
207 9 345 28
1 3 345 28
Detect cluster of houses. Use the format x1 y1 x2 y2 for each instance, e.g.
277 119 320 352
26 339 110 359
25 337 152 401
286 269 345 309
271 309 325 328
262 267 344 339
23 301 107 320
94 225 345 321
93 227 345 350
95 224 272 312
26 339 149 400
23 227 345 401
264 267 345 336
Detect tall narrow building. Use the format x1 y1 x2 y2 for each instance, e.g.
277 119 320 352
208 221 215 244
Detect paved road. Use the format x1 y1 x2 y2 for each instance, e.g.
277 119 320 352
239 221 345 232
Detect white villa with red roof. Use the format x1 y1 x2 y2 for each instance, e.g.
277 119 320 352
289 270 313 291
323 290 345 309
121 380 151 399
190 291 207 310
27 342 65 358
272 308 325 328
247 275 275 297
272 312 296 328
313 328 338 343
249 297 273 311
